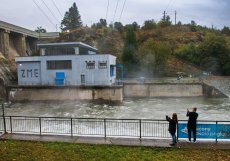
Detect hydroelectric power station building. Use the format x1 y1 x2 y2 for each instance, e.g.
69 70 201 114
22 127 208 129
15 42 116 86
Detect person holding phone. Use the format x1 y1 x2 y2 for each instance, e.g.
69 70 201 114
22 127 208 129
166 113 178 146
186 107 198 143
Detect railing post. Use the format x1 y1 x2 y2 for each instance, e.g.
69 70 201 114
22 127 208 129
139 119 142 140
10 116 12 133
176 121 179 142
104 119 106 138
2 104 6 133
215 121 218 143
39 117 41 136
71 118 73 137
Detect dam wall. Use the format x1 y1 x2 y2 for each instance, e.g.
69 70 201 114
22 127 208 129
124 83 203 97
7 82 227 103
8 85 123 103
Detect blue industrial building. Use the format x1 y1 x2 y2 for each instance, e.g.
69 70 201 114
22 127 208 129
15 42 116 86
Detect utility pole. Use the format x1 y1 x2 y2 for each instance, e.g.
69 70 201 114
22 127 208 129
163 11 166 21
175 10 177 25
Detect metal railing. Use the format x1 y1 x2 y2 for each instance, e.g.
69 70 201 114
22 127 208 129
1 115 230 142
1 105 230 141
0 116 170 139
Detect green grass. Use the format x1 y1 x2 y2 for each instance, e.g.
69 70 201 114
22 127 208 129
0 140 229 161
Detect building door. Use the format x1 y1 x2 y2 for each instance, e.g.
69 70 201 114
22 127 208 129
81 74 85 85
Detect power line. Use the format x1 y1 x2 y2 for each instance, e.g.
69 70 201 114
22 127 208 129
40 0 60 24
165 0 173 12
32 0 56 27
112 0 120 23
105 0 110 22
51 0 63 17
177 11 214 27
119 0 126 22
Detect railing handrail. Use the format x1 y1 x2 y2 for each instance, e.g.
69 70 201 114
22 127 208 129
2 115 230 123
1 115 230 142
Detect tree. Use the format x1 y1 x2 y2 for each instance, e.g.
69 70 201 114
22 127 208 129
122 26 138 76
221 26 230 36
92 19 107 29
114 22 124 32
158 15 171 27
35 26 46 33
190 20 197 32
199 34 230 74
177 21 182 26
61 2 82 31
176 33 230 75
142 19 157 30
175 43 200 65
138 38 171 76
132 21 140 31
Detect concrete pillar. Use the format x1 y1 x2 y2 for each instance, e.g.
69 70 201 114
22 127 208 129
15 34 27 56
0 29 10 58
30 38 38 55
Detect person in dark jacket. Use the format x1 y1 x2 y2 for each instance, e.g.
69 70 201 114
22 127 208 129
186 107 198 142
166 113 178 146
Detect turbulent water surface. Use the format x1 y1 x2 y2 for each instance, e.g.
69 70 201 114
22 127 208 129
4 97 230 121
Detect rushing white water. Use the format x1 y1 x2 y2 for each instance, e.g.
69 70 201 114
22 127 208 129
4 97 230 121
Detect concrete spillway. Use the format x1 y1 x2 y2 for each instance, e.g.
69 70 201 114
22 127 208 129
204 76 230 97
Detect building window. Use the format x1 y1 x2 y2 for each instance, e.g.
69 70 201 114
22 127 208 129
47 60 72 70
45 47 75 55
98 61 107 69
86 61 95 69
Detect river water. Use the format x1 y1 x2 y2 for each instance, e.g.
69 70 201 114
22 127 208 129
4 97 230 121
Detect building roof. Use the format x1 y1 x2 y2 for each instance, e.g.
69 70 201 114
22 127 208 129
37 42 98 52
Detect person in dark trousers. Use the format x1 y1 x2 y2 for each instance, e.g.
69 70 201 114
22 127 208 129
186 107 198 143
166 113 178 146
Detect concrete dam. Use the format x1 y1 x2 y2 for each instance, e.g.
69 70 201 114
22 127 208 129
7 80 227 103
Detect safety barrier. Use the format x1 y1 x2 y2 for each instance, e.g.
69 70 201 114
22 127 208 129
1 105 230 141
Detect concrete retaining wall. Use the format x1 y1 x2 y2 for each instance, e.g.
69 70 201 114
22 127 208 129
9 86 123 103
9 83 226 103
124 83 203 97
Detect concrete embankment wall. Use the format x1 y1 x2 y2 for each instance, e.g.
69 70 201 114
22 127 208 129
124 83 203 97
7 83 227 103
8 86 123 103
202 83 228 98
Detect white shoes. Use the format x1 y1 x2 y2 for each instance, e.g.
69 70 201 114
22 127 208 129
186 140 197 143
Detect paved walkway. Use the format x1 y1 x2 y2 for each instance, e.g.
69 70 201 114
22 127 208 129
1 133 230 149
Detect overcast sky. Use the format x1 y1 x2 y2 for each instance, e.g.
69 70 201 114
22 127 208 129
0 0 229 32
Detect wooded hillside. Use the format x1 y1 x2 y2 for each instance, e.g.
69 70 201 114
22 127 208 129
54 23 230 77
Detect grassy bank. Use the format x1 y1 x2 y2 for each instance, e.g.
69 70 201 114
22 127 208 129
0 140 229 161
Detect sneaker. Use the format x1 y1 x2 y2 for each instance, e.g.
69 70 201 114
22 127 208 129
170 143 175 146
193 141 197 143
186 140 191 143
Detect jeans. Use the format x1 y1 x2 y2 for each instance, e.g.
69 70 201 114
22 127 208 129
188 127 196 141
171 133 177 144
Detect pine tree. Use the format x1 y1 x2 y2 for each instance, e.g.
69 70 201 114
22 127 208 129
61 2 82 31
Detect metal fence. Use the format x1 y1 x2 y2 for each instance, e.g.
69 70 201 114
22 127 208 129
0 116 170 139
1 104 230 141
0 115 230 141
